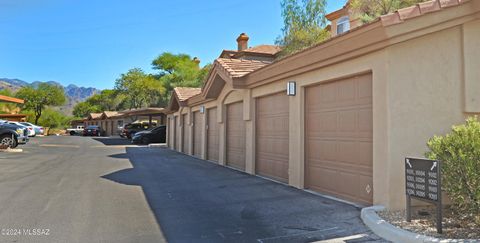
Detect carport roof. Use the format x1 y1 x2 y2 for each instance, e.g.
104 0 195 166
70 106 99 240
120 107 166 117
0 95 24 104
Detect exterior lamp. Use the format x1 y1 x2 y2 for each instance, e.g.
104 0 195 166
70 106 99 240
199 105 205 114
287 81 296 96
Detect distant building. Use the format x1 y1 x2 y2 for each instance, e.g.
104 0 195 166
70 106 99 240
326 1 362 37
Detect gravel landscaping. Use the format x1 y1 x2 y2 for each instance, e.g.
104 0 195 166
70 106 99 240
378 206 479 240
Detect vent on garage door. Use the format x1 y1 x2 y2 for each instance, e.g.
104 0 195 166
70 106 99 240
226 102 246 170
256 93 289 183
305 74 373 205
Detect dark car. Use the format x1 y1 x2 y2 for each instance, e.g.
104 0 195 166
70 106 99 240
0 123 28 148
82 125 104 136
131 125 166 144
121 122 156 139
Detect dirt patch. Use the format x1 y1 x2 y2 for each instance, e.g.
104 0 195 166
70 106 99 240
378 207 479 239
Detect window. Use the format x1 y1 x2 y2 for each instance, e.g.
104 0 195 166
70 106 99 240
117 120 124 128
336 16 350 35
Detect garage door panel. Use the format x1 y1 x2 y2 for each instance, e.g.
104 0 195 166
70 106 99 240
193 111 203 158
338 110 356 132
207 108 219 162
306 73 373 205
308 165 372 201
358 109 373 133
182 114 187 152
357 142 373 166
227 102 246 170
257 137 288 153
337 79 356 103
175 116 180 151
358 75 373 99
256 93 289 183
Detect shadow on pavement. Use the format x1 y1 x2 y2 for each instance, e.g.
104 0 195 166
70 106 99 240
101 147 385 243
92 137 133 146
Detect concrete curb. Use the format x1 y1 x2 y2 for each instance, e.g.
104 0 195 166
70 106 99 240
361 206 478 243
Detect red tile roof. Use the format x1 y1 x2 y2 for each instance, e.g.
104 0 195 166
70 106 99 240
242 45 281 55
102 111 120 118
380 0 468 26
219 45 281 59
174 87 202 101
89 113 102 120
216 58 272 78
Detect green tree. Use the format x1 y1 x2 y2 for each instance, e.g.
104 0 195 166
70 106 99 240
16 83 66 124
114 68 166 109
276 0 330 57
86 89 126 111
350 0 428 23
72 101 101 118
151 52 211 105
24 108 71 129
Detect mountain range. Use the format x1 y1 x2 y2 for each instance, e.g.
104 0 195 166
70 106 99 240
0 78 100 115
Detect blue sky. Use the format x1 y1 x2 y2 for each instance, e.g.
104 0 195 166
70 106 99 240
0 0 346 89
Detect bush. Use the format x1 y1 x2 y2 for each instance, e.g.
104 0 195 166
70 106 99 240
426 116 480 225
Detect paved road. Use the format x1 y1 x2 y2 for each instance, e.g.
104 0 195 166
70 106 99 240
0 136 386 243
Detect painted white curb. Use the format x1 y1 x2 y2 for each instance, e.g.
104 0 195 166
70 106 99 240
0 148 23 153
361 206 478 243
148 143 166 148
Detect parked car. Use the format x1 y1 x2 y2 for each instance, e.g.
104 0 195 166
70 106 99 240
0 123 28 148
67 125 85 135
6 121 35 137
131 125 166 144
82 125 104 136
121 122 155 139
20 122 44 136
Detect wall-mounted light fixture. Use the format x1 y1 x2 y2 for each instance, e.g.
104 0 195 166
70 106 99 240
199 105 205 114
287 81 296 96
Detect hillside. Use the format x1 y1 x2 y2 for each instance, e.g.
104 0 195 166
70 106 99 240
0 78 100 115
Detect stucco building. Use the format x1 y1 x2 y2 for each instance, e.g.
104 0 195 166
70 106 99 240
166 0 480 209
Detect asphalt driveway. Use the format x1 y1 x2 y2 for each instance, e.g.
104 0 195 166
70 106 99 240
104 141 385 242
0 136 385 243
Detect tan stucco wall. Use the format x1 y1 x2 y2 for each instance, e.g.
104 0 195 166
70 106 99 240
385 25 473 209
463 19 480 113
165 16 479 210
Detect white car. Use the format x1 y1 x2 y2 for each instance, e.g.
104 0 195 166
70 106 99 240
20 122 43 136
7 121 35 137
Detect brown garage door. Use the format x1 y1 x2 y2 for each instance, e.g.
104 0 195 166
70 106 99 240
182 114 187 153
226 102 245 170
175 116 181 151
256 93 289 183
172 117 177 150
305 74 373 205
193 111 203 158
207 107 219 162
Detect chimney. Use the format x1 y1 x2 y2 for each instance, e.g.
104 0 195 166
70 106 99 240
193 57 200 65
236 33 249 51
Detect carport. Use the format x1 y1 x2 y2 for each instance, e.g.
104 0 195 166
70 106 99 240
0 95 26 121
120 108 167 128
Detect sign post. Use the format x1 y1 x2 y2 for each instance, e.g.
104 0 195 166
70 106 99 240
405 157 442 234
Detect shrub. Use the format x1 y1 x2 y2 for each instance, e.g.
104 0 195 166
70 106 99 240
426 116 480 225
